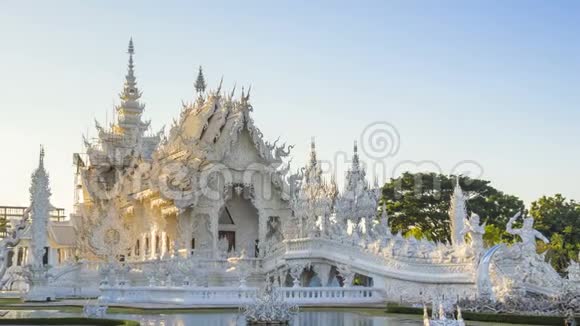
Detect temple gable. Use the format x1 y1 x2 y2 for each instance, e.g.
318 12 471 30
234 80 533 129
222 129 265 170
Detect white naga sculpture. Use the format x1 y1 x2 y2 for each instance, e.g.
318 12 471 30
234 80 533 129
506 212 550 255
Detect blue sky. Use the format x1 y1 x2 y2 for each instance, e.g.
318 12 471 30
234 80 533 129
1 1 579 211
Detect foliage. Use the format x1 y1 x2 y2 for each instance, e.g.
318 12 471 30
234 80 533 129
531 194 580 273
381 172 524 243
380 173 579 273
0 216 8 237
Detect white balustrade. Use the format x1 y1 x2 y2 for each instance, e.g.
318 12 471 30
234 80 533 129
278 286 383 304
100 286 259 305
100 286 385 306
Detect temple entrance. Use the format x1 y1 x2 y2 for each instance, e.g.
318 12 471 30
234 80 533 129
218 194 259 256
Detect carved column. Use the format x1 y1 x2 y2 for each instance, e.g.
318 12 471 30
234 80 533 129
141 233 147 261
278 269 286 287
150 230 157 260
161 231 167 258
258 210 268 258
209 209 219 258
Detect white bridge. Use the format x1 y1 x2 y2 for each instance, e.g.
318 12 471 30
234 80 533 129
100 286 384 306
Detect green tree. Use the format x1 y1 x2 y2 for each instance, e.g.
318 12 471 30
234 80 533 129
530 194 580 273
381 172 524 243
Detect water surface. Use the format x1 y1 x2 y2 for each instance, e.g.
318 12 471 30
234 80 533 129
4 309 536 326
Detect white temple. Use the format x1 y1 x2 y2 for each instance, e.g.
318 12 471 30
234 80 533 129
0 39 578 307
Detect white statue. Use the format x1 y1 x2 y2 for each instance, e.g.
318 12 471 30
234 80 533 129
506 212 549 254
566 253 580 282
460 213 486 253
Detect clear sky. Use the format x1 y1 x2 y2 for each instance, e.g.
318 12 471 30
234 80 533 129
1 1 579 212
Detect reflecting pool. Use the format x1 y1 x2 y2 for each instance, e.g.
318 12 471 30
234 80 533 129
4 309 534 326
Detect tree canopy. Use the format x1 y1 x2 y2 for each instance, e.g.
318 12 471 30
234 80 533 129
380 172 579 273
381 172 524 243
531 194 580 273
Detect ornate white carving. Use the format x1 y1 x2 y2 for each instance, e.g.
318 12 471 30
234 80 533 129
449 177 467 246
461 213 485 255
506 212 550 255
14 45 575 311
89 204 134 262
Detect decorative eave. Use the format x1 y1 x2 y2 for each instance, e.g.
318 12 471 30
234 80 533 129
161 206 178 217
150 197 172 209
133 189 156 202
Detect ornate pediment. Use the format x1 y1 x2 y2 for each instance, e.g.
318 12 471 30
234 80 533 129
222 129 266 170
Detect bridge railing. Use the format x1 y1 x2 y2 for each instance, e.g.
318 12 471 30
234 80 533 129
100 285 385 306
278 286 384 304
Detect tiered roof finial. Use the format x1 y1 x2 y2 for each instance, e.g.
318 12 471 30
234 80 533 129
309 137 317 167
121 37 140 101
195 66 206 94
449 175 467 246
352 140 360 169
112 38 148 135
39 145 45 169
29 144 51 268
128 37 134 55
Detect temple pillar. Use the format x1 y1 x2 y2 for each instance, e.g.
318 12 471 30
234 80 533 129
141 234 147 261
209 210 219 258
150 230 157 260
49 248 57 265
161 231 167 258
258 210 268 257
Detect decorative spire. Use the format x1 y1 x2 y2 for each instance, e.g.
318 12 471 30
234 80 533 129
29 145 51 268
352 140 360 170
113 38 146 134
120 38 140 102
216 76 224 95
309 137 317 167
449 175 467 246
195 66 206 94
39 145 45 169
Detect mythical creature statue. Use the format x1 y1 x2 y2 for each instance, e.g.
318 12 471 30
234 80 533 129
0 217 28 288
506 212 549 255
460 213 486 254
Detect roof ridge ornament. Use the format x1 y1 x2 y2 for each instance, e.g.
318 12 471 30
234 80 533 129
352 140 360 170
39 145 45 169
195 66 207 94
